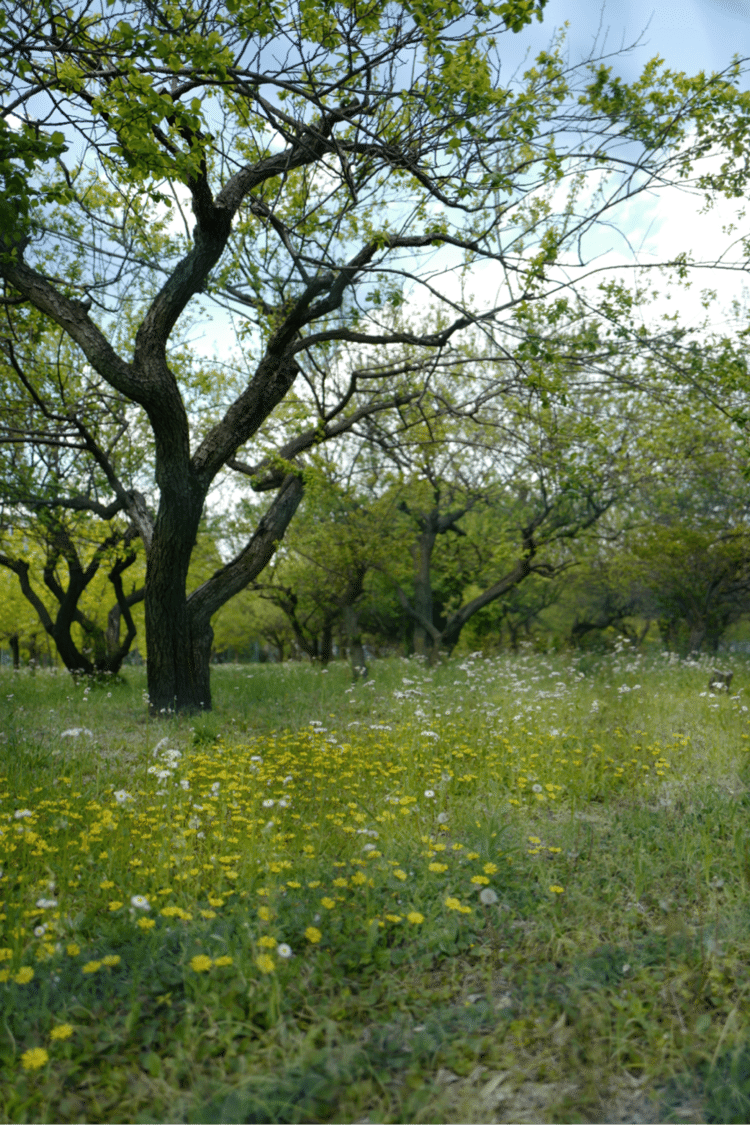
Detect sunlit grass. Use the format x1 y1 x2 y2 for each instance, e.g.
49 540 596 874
2 647 750 1123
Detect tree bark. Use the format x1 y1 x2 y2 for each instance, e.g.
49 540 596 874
413 525 438 658
145 473 304 713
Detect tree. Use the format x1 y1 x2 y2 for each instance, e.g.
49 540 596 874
360 326 653 661
2 0 747 712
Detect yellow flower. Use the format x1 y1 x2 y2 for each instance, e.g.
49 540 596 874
199 910 217 919
13 966 34 984
108 901 123 912
407 912 424 924
0 970 9 982
471 875 490 885
213 955 233 967
305 926 322 944
332 878 348 888
258 906 272 922
258 935 277 949
385 914 401 923
393 869 407 881
21 1047 49 1070
207 896 224 907
445 897 471 914
136 917 155 930
350 872 366 886
428 862 448 873
66 943 80 957
82 961 101 974
99 880 115 890
548 885 565 894
50 1024 74 1041
483 863 498 875
0 948 13 961
320 897 336 910
255 953 275 974
101 955 121 967
189 955 213 972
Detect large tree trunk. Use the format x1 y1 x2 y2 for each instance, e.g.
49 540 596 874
413 526 437 658
145 490 205 714
150 473 304 714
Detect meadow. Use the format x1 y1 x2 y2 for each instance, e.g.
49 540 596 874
1 645 750 1124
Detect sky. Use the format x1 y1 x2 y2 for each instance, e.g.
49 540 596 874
478 0 750 336
509 0 750 78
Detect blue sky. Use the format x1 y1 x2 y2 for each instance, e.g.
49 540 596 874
509 0 750 77
463 0 750 337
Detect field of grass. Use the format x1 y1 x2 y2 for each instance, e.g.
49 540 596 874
2 645 750 1124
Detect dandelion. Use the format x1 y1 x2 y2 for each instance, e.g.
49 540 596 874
190 955 213 972
424 789 435 798
0 949 11 962
258 936 277 949
393 869 408 881
428 862 448 873
320 897 336 910
277 943 293 959
445 897 471 915
471 875 490 885
262 799 275 808
479 888 499 905
214 955 233 967
136 917 155 930
101 955 121 967
13 966 34 984
66 944 80 957
255 953 275 974
82 961 101 974
407 912 424 924
20 1047 49 1070
108 901 123 912
130 895 150 911
548 885 565 894
385 913 402 923
50 1024 74 1040
305 926 322 944
436 812 449 824
113 790 133 805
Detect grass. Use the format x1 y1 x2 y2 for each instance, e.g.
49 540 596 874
2 644 750 1123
